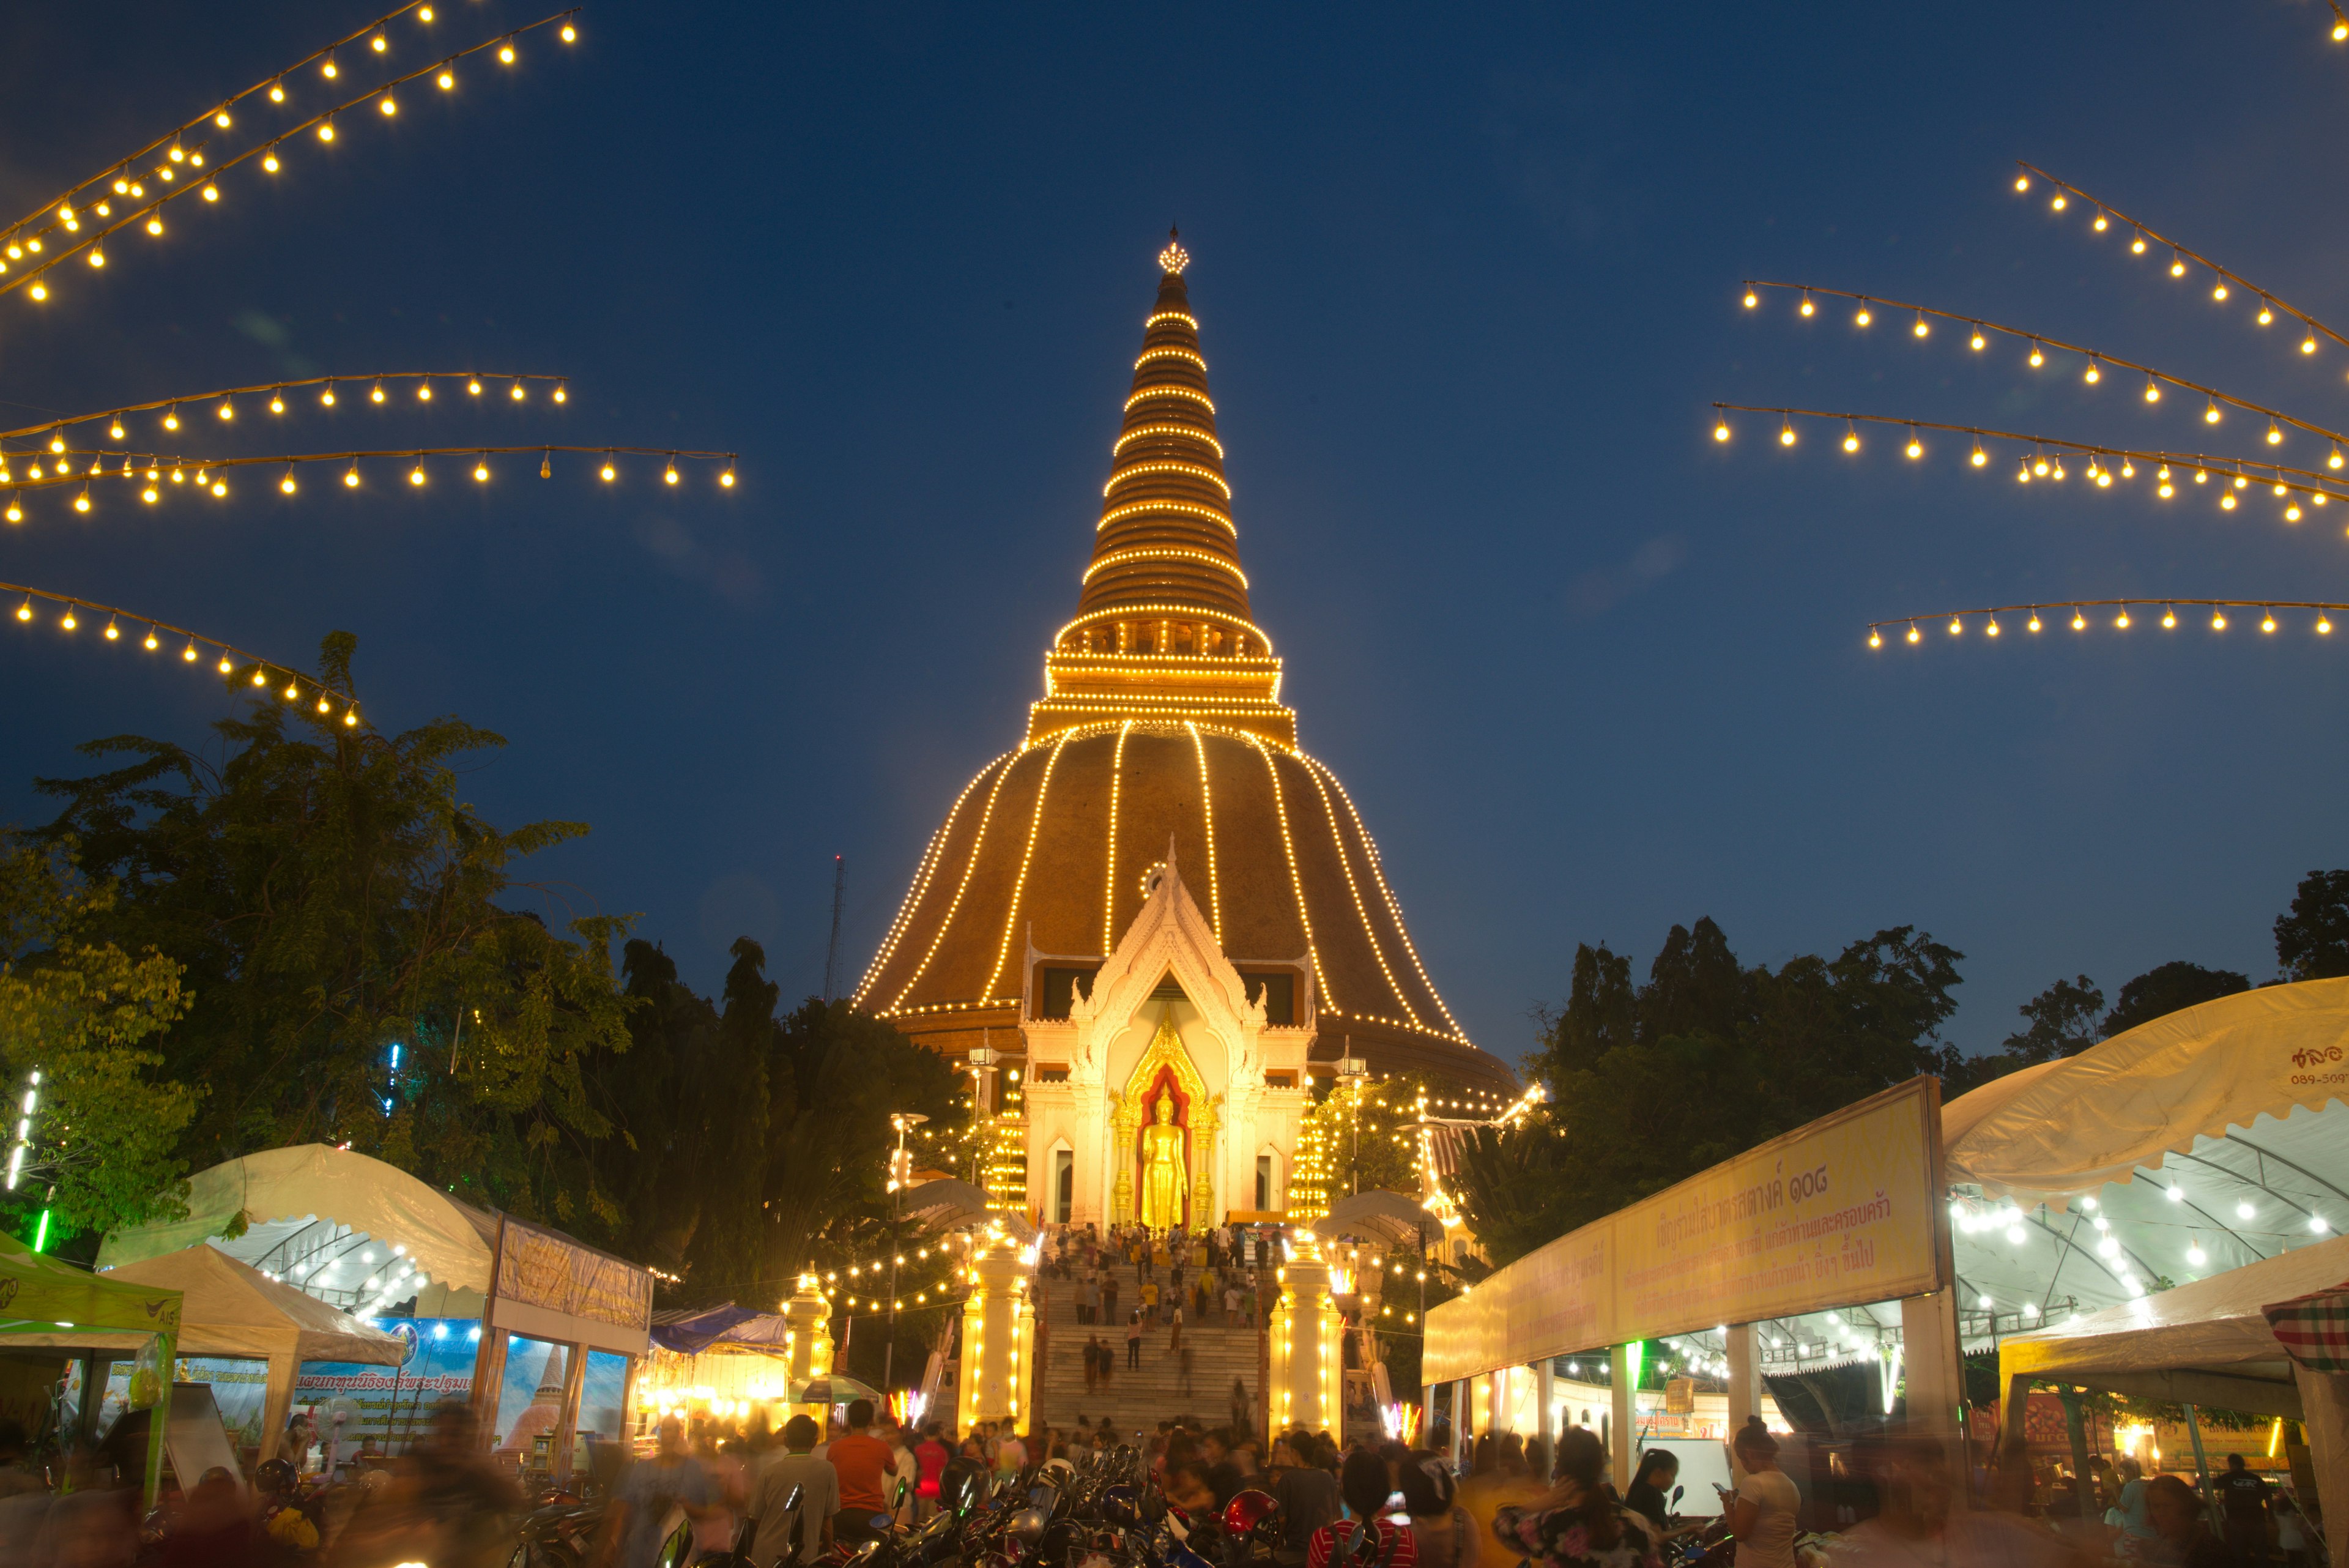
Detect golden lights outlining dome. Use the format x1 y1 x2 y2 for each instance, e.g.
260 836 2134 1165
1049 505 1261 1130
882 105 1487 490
855 233 1515 1093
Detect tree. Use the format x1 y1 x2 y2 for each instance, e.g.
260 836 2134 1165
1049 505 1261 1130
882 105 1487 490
2003 976 2105 1065
2275 870 2349 981
37 634 634 1227
0 835 199 1237
1490 918 1967 1268
2102 961 2249 1038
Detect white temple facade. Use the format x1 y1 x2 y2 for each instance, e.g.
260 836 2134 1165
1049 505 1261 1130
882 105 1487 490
1017 850 1313 1229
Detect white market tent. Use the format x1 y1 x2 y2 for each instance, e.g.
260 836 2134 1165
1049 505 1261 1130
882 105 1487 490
89 1244 404 1460
99 1145 655 1478
1993 1233 2349 1564
1942 976 2349 1339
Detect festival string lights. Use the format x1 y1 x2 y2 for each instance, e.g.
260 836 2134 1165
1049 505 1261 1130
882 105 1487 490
1712 29 2348 655
5 2 737 702
1 8 584 303
1866 600 2343 647
5 581 365 725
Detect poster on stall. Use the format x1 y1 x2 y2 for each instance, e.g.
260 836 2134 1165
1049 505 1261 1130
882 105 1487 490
294 1317 481 1456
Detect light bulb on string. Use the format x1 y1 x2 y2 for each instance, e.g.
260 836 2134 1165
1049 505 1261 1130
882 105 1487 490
2016 456 2032 484
473 461 489 482
202 183 218 202
1970 442 1987 467
1969 324 1985 351
250 669 266 687
2268 423 2284 445
1854 299 1872 327
2162 606 2177 628
2195 468 2208 483
510 380 526 401
344 463 360 488
108 420 124 439
73 489 91 514
2051 456 2066 481
2051 193 2067 211
1780 420 1796 447
438 70 455 89
217 655 232 674
2120 459 2134 478
269 394 284 414
1843 424 1860 454
12 599 26 619
417 381 432 401
1986 616 2001 636
540 450 551 478
280 467 297 494
1742 286 1757 308
2213 282 2229 301
1905 430 1923 459
552 380 567 403
2028 610 2043 633
466 378 481 395
182 639 197 661
2145 376 2161 403
2083 357 2100 384
371 382 386 404
162 406 179 431
2258 301 2274 325
1905 622 1920 644
102 618 118 640
499 42 516 63
719 466 737 488
664 458 681 485
1799 292 1814 316
2028 341 2044 368
1868 628 1883 648
218 398 234 421
1713 417 1731 442
409 462 426 486
2115 608 2131 628
322 382 337 406
371 32 387 51
2071 608 2087 631
2321 614 2335 634
2014 174 2030 192
1947 617 1962 636
599 455 616 481
2170 251 2186 278
283 680 300 701
1913 312 1929 338
269 80 284 102
379 96 397 117
561 22 576 41
318 121 335 142
2205 400 2221 424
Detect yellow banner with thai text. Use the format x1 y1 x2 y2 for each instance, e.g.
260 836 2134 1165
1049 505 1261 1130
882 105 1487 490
1423 1077 1945 1382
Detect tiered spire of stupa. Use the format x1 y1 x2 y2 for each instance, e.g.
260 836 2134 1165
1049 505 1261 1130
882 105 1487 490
1026 232 1296 748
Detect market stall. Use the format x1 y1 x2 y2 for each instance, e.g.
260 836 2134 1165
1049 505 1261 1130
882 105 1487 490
1994 1232 2349 1563
1422 1077 1962 1489
0 1232 182 1504
100 1144 654 1481
73 1243 404 1462
637 1306 798 1432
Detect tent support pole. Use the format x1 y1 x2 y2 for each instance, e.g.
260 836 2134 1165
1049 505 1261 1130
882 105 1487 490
143 1330 174 1511
2059 1388 2091 1505
2183 1404 2221 1535
2296 1367 2349 1568
1726 1324 1760 1444
1608 1344 1633 1492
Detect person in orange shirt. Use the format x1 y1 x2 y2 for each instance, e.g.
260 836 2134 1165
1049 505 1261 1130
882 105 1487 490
825 1399 900 1545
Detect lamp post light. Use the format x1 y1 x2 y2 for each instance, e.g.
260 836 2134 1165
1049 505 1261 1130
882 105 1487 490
1335 1055 1367 1195
967 1044 999 1184
883 1112 929 1392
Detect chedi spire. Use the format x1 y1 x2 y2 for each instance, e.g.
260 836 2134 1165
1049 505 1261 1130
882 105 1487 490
1029 235 1293 746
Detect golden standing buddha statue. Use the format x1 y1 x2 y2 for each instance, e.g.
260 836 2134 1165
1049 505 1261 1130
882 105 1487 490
1138 1092 1187 1230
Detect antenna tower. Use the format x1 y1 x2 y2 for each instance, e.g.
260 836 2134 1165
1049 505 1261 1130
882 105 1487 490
821 855 847 1003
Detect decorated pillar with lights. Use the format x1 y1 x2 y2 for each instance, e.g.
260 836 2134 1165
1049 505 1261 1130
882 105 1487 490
956 1241 1036 1432
782 1273 834 1418
1268 1236 1345 1436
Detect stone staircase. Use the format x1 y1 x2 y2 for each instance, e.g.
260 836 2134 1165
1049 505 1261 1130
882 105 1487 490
1031 1263 1264 1438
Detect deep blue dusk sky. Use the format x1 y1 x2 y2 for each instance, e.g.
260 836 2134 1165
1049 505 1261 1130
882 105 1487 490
6 1 2347 1072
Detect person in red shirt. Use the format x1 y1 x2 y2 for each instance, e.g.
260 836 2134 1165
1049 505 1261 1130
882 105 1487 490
825 1399 900 1544
1308 1448 1417 1568
913 1425 951 1521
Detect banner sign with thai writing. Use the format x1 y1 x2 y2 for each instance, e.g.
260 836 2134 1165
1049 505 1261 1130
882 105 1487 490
1424 1077 1945 1381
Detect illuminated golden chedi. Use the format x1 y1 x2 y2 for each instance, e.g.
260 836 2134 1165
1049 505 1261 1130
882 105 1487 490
857 236 1516 1107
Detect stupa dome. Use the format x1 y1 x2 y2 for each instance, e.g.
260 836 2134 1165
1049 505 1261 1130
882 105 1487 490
856 237 1514 1095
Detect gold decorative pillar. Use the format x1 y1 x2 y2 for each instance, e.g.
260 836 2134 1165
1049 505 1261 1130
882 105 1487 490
1111 1094 1141 1225
1267 1236 1345 1435
956 1240 1036 1432
1189 1094 1221 1230
781 1272 836 1422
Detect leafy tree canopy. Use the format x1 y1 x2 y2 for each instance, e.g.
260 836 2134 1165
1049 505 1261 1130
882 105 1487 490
2101 960 2249 1038
35 634 634 1230
2275 869 2349 981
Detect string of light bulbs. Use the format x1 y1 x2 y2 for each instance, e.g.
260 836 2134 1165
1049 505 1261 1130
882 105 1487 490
1 9 582 303
0 371 568 444
1710 403 2349 522
4 579 365 725
1739 280 2349 451
2011 163 2349 363
0 0 440 246
1 444 738 518
1866 599 2346 648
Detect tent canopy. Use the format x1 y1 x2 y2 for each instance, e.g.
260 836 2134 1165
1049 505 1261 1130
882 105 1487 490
650 1305 793 1356
53 1243 406 1364
1940 978 2349 1332
0 1231 180 1338
99 1144 497 1298
1997 1230 2349 1418
1310 1190 1440 1249
900 1180 1037 1243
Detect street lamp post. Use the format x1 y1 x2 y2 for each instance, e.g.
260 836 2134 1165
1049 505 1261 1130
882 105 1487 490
883 1112 930 1394
1335 1055 1368 1195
